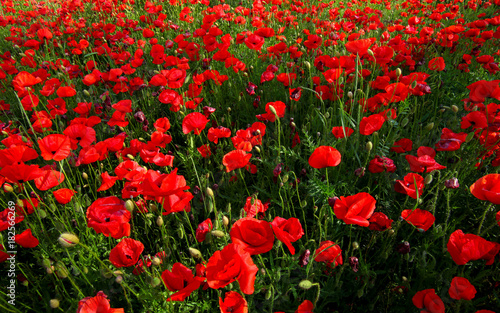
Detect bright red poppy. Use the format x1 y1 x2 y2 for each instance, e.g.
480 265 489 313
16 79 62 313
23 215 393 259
470 174 500 204
447 230 500 265
219 291 248 313
295 300 314 313
53 188 76 204
109 238 144 268
315 241 343 268
368 212 393 231
412 289 445 313
14 228 39 248
345 38 373 55
182 112 209 135
334 192 376 227
394 173 425 199
206 243 258 294
38 134 71 161
242 196 268 218
428 57 445 71
359 114 385 135
196 218 213 242
76 291 124 313
230 217 274 255
223 150 252 172
391 138 413 153
401 208 435 231
308 146 341 169
368 156 396 173
256 101 286 122
86 196 131 239
331 126 354 139
161 263 203 301
271 217 304 255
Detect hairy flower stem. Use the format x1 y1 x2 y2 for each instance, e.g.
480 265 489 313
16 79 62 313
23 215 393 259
477 202 494 235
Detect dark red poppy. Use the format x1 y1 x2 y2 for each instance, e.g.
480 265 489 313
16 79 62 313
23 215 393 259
368 212 393 231
109 238 144 268
449 277 476 300
14 228 39 248
435 128 467 151
308 146 341 169
182 112 209 135
412 289 445 313
447 230 500 265
428 57 445 71
161 263 203 301
405 147 446 173
219 291 248 313
271 217 304 255
86 196 131 239
466 80 500 103
196 218 213 242
206 243 258 294
401 208 435 231
334 192 376 227
391 138 413 153
368 156 396 173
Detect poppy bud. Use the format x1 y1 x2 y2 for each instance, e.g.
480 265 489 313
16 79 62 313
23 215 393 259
465 132 474 143
304 61 311 70
254 146 261 153
55 263 69 279
206 187 214 198
115 275 123 284
444 177 459 189
189 247 202 259
439 109 446 113
451 105 459 113
395 68 402 77
328 197 338 208
82 172 88 180
365 141 373 152
49 299 60 309
211 230 225 238
124 199 135 213
152 256 161 266
58 233 79 248
352 242 359 250
265 288 273 300
156 216 164 227
396 241 410 254
222 215 229 227
402 276 408 282
3 184 13 193
424 174 433 185
149 277 162 287
424 123 434 131
401 118 409 127
299 249 311 267
349 256 359 272
83 89 90 97
348 91 354 99
299 280 313 290
149 203 158 212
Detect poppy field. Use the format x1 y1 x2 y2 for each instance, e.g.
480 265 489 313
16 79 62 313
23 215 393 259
1 0 500 312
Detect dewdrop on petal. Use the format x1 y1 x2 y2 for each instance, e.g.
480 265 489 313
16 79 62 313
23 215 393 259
58 233 80 248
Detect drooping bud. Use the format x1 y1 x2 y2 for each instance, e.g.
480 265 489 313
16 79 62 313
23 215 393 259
125 200 135 213
189 247 202 259
211 230 225 238
424 174 433 185
299 280 313 290
349 256 359 272
299 249 311 267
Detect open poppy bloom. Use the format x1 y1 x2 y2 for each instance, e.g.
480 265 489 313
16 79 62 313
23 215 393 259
38 134 71 161
223 150 252 172
359 114 385 135
308 146 341 169
161 263 204 301
182 112 209 135
86 196 131 239
412 289 445 313
368 212 393 231
334 192 376 227
230 217 274 255
447 230 500 265
14 228 39 248
219 291 248 313
449 277 476 300
470 174 500 204
394 173 425 199
314 241 343 268
401 208 435 231
256 101 286 122
271 217 304 255
76 291 124 313
109 238 144 268
53 188 76 204
331 126 354 139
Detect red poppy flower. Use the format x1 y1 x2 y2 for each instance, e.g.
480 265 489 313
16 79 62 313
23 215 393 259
154 117 171 132
206 243 258 294
401 208 435 231
368 212 393 231
345 38 373 55
14 228 39 248
470 174 500 204
38 134 71 161
314 241 343 268
256 101 286 122
182 112 209 135
231 123 266 151
159 89 183 112
435 128 467 151
428 57 445 71
242 196 268 218
391 138 413 153
405 147 446 173
109 238 144 268
0 209 24 232
368 156 396 173
161 263 203 301
87 196 131 239
244 34 265 51
97 172 119 192
383 83 409 103
271 217 304 255
0 145 38 167
295 300 314 313
76 291 124 313
308 146 341 169
412 289 445 313
223 150 252 172
331 126 354 139
334 192 376 227
208 126 231 144
63 124 96 149
57 86 76 98
394 173 425 199
230 217 274 255
449 277 476 300
34 167 65 191
461 111 487 130
219 291 248 313
0 163 42 184
466 80 500 103
447 230 500 265
196 218 213 242
304 34 322 50
359 114 385 135
53 188 76 204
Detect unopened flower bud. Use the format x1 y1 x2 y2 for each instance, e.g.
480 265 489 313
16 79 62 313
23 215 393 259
58 233 79 248
424 174 433 185
189 247 202 259
156 216 164 227
125 200 135 213
206 187 214 198
451 105 459 113
3 184 13 193
152 257 161 266
82 172 88 180
49 299 60 309
299 280 313 290
395 68 402 77
211 230 225 238
222 215 229 227
304 61 311 70
352 242 359 250
424 123 434 131
347 91 353 99
444 177 459 189
83 90 90 97
115 275 123 284
365 141 373 151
